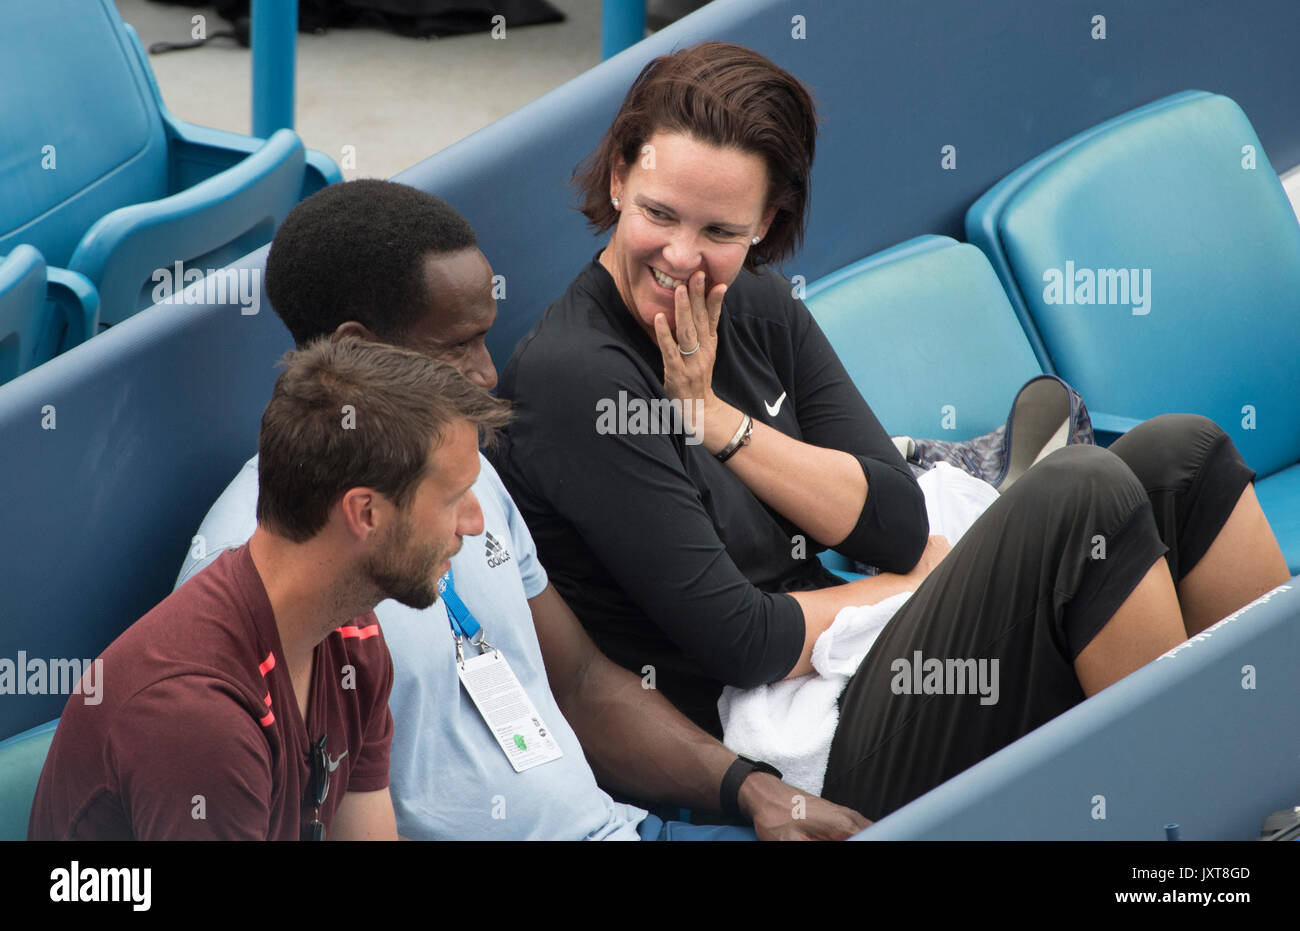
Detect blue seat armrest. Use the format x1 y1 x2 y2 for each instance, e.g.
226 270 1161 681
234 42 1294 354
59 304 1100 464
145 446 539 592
0 245 48 378
1090 410 1144 447
166 117 342 199
68 128 305 325
45 266 99 352
303 149 344 196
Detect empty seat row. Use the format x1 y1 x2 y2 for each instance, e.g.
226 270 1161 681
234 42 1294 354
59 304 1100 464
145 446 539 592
0 0 339 386
808 90 1300 575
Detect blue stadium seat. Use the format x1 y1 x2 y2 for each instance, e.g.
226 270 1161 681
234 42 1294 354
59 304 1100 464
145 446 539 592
804 236 1044 440
0 246 98 386
0 720 58 841
0 0 340 331
801 236 1146 576
966 91 1300 570
804 235 1048 579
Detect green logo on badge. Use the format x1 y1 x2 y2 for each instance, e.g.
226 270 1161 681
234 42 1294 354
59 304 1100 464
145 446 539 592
513 734 527 751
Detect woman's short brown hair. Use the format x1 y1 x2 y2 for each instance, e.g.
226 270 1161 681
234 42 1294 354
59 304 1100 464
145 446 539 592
573 41 819 270
256 337 511 543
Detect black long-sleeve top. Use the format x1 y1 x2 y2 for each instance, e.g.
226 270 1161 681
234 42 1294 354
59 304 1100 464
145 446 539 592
491 256 928 736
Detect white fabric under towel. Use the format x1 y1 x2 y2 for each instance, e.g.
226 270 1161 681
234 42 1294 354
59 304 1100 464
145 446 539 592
717 462 1000 796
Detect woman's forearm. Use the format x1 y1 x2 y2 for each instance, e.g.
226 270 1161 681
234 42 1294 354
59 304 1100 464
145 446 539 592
783 535 950 679
785 571 918 678
702 398 868 546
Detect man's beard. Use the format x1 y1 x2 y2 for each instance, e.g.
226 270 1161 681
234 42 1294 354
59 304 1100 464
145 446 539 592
365 514 456 611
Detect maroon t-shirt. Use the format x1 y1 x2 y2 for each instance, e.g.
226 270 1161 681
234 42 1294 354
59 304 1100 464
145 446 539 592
28 544 394 840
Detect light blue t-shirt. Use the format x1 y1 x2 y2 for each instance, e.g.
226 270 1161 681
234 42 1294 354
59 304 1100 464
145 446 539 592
176 452 647 840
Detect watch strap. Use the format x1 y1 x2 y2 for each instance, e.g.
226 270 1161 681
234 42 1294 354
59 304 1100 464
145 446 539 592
720 754 783 819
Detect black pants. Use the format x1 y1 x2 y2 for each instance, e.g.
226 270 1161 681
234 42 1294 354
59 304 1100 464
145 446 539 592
821 414 1256 820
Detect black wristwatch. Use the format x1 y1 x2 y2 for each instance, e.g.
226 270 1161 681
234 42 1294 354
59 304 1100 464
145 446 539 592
720 754 783 819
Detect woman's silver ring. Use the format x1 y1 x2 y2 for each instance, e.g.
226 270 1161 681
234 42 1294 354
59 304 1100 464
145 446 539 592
679 343 700 356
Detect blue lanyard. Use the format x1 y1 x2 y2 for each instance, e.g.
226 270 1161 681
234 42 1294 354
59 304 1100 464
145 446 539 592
439 568 481 639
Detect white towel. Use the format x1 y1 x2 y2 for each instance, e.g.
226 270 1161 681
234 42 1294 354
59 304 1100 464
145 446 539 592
717 463 1000 795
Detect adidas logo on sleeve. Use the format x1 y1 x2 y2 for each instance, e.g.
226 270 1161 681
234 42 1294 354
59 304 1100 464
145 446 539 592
485 531 513 569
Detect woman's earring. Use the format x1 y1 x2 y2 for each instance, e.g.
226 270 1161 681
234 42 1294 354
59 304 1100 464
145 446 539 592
751 236 760 245
612 197 621 209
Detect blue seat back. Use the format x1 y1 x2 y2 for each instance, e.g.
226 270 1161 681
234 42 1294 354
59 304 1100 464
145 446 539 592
803 235 1043 440
0 0 169 267
0 721 58 841
967 91 1300 479
0 250 287 737
0 246 48 382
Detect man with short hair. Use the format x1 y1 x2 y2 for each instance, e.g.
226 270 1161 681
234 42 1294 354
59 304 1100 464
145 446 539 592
176 179 868 840
30 337 505 840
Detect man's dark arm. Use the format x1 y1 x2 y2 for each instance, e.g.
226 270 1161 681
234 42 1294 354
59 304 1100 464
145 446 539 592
528 583 870 839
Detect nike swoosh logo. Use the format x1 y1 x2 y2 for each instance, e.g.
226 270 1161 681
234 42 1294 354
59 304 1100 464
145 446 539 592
764 391 787 417
327 749 348 773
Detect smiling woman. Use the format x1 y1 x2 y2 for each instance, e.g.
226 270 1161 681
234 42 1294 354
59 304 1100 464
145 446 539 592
488 41 1289 822
492 42 930 735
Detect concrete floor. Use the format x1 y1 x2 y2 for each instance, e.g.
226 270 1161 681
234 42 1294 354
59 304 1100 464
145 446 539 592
119 0 1300 214
117 0 607 181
